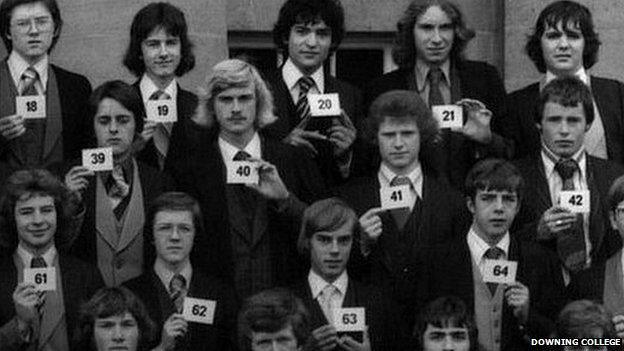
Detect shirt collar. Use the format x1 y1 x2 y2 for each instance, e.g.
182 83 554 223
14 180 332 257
541 144 587 180
378 163 423 198
218 132 262 161
139 74 178 102
466 227 510 265
153 258 192 291
8 50 49 91
282 58 325 93
16 242 57 267
415 58 450 92
542 67 589 90
308 269 349 299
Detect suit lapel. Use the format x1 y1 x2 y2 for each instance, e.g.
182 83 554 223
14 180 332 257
591 76 621 161
586 156 605 252
532 155 553 211
41 66 62 161
117 160 146 251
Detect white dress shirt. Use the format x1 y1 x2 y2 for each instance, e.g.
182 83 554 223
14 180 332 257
415 58 451 105
282 58 324 102
8 50 48 94
377 163 424 211
139 74 178 103
218 132 262 161
467 228 510 277
16 243 56 268
308 269 348 314
154 258 192 292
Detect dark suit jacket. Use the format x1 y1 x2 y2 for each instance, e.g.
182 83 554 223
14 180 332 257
124 269 238 351
0 254 104 351
263 69 364 187
334 167 470 306
70 160 170 268
363 60 511 190
133 82 200 172
503 77 624 162
291 277 409 351
0 64 92 168
417 235 566 351
172 136 326 292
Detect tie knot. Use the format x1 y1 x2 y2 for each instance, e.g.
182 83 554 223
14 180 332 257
298 76 315 94
484 247 504 260
427 67 444 84
322 284 338 297
149 90 171 100
390 176 411 187
30 256 47 268
22 67 38 80
233 150 251 161
554 159 579 181
169 274 187 294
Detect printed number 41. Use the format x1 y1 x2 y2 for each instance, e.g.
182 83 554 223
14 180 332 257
390 190 403 202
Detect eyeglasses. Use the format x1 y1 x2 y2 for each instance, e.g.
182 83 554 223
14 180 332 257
10 17 53 33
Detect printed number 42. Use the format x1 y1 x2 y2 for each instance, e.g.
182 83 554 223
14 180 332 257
568 195 583 206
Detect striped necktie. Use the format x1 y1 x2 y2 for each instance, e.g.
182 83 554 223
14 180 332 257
169 274 187 313
19 67 40 96
149 90 173 169
295 76 314 120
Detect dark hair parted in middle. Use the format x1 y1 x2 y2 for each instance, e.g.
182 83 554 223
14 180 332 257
525 0 600 73
297 197 357 256
392 0 475 69
0 0 63 53
535 76 594 125
123 2 195 77
464 159 525 203
272 0 345 55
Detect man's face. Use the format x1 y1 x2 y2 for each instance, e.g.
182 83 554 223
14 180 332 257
94 98 136 157
251 324 300 351
413 5 454 65
93 312 139 351
377 117 421 174
7 2 55 64
538 101 588 158
309 222 353 282
467 189 519 242
541 21 585 76
153 210 195 266
609 200 624 240
214 84 257 139
15 193 56 252
287 19 332 75
422 324 470 351
141 26 182 83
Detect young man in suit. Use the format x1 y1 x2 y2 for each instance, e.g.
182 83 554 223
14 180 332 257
512 77 624 297
124 192 238 351
266 0 361 187
292 198 407 351
0 169 103 351
0 0 92 171
123 2 201 172
417 159 566 351
413 296 477 351
364 0 510 190
336 90 469 324
173 59 326 300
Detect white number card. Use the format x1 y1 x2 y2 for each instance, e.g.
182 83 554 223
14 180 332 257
482 259 517 285
24 267 56 291
16 96 46 119
82 147 113 172
334 307 366 332
309 93 341 117
182 297 216 324
146 99 177 123
226 161 259 184
559 190 590 213
432 105 463 129
379 185 412 210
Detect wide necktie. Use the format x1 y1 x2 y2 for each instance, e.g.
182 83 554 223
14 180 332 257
427 67 445 107
19 67 40 96
390 176 413 230
319 284 339 323
30 256 47 314
149 90 173 169
483 247 504 295
295 76 315 120
169 274 187 313
555 159 587 272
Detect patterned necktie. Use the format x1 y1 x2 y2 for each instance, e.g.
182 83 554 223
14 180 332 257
19 66 40 96
233 150 251 161
319 284 339 323
169 274 187 313
554 159 587 272
30 256 47 314
295 76 315 120
427 67 444 107
483 247 504 295
390 176 413 230
149 90 173 169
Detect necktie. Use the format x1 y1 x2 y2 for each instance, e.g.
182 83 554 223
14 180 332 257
149 90 173 169
295 76 315 120
554 159 587 272
233 150 251 161
427 67 445 107
390 176 413 230
483 247 504 295
169 274 187 313
319 284 339 323
30 256 47 315
149 90 171 101
19 67 40 96
107 165 130 219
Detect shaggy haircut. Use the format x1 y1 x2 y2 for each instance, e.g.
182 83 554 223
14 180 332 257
0 0 62 52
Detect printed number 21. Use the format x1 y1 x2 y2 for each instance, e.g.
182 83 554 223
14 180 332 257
442 110 454 121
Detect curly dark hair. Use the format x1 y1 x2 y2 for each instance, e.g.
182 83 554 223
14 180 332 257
272 0 344 56
392 0 475 69
123 2 195 77
0 0 62 53
525 0 600 73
